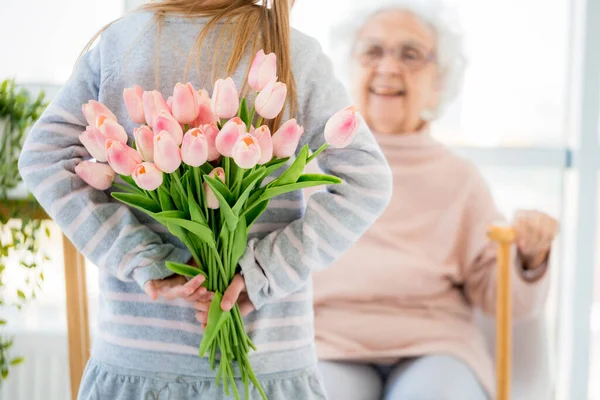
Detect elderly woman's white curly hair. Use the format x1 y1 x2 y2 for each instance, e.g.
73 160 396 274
331 0 467 119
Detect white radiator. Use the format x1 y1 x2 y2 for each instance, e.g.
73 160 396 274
0 331 70 400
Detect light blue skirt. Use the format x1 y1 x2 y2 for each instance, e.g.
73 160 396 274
78 358 327 400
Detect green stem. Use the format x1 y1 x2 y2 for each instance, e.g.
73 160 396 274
249 106 256 127
245 358 268 400
224 157 231 188
171 169 187 199
231 166 245 198
306 142 329 164
211 247 229 289
255 116 263 127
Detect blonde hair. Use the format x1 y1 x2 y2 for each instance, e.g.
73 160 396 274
81 0 296 131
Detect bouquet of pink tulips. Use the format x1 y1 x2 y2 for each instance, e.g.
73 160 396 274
75 50 359 400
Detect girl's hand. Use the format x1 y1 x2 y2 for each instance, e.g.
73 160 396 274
193 274 255 329
144 274 210 301
513 209 559 269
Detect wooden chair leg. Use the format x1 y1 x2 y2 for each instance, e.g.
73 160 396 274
62 234 90 400
488 225 516 400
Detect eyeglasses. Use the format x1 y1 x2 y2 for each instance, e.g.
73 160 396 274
353 40 436 71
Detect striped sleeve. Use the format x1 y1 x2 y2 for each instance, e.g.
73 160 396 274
17 44 190 289
239 39 393 309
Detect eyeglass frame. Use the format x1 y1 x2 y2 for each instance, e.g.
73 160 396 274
352 39 437 71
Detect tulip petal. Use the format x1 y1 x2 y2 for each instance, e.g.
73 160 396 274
75 161 115 190
272 119 304 158
153 131 182 173
106 140 143 176
324 106 360 148
132 162 163 191
123 85 145 124
232 134 261 169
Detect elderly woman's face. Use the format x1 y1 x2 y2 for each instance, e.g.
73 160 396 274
351 11 438 134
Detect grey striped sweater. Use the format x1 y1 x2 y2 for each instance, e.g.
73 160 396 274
18 12 392 377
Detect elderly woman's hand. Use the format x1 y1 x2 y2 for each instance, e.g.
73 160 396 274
513 210 559 269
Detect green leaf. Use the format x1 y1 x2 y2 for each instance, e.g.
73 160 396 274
0 319 6 325
10 357 24 366
198 292 231 357
170 180 185 213
113 183 141 194
231 214 248 269
39 272 44 282
157 216 216 249
154 210 186 219
256 158 290 188
119 174 142 192
111 192 161 214
254 176 342 205
16 290 26 299
203 174 233 204
297 173 342 185
165 223 201 265
157 186 175 211
238 98 251 127
199 163 214 177
165 261 207 279
204 176 238 231
44 226 51 238
2 368 8 379
245 200 269 227
232 167 266 215
187 184 207 225
269 145 309 187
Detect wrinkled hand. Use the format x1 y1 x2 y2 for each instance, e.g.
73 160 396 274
513 209 559 269
193 274 255 329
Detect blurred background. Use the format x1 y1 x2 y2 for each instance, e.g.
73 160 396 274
1 0 599 399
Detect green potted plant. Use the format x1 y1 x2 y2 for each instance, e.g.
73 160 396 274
0 79 49 382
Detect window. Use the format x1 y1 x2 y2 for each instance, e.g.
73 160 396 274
1 0 124 85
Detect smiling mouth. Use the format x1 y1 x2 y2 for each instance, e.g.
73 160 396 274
369 87 406 97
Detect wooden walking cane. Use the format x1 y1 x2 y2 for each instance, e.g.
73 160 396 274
487 224 516 400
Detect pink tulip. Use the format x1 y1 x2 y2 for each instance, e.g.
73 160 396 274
248 50 277 92
324 106 360 148
204 167 226 209
216 118 245 157
79 126 108 162
132 162 163 191
250 125 273 164
105 140 143 176
272 119 304 158
154 111 184 146
82 100 117 127
212 77 239 119
255 81 287 120
123 85 145 124
134 125 154 162
232 134 261 169
143 90 170 128
172 82 200 124
181 128 209 167
192 89 218 127
201 123 221 162
75 160 115 190
167 96 174 114
153 130 182 173
98 117 128 144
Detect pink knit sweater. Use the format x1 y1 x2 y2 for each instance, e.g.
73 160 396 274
312 132 550 396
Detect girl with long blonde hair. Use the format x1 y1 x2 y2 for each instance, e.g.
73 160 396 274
18 1 393 398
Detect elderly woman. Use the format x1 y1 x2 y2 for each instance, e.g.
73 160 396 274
313 2 559 399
